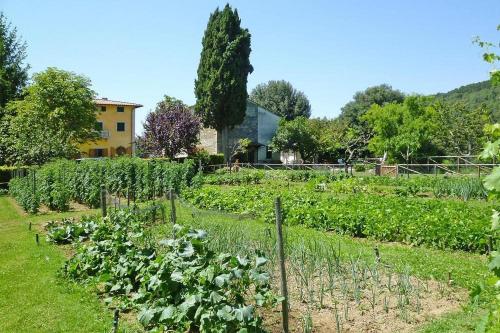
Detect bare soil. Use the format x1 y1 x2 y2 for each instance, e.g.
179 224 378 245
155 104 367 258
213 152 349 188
262 265 465 332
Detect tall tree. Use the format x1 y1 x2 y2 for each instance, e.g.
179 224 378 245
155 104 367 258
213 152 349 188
0 13 29 108
194 4 253 160
6 67 97 165
339 84 405 125
0 13 30 165
139 95 201 159
250 80 311 120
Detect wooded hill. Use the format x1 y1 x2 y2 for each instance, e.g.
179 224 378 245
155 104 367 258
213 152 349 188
434 80 500 120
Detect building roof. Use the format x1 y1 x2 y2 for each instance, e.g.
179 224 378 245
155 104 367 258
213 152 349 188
94 98 143 108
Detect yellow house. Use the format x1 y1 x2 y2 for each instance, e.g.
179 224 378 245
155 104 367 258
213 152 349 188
79 98 143 158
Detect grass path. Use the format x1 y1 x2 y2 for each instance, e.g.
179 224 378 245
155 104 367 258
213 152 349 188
0 196 132 333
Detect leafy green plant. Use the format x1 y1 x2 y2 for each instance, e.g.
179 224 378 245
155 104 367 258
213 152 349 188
61 208 278 332
185 184 492 252
45 216 98 244
8 158 195 213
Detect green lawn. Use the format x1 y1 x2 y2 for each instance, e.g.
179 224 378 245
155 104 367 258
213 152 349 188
0 196 139 333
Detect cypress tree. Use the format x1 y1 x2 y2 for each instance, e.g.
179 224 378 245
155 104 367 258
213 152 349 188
194 4 253 159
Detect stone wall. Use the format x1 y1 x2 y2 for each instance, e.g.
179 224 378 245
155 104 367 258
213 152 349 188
198 127 218 154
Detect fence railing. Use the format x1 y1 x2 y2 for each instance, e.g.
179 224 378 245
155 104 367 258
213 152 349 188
205 162 500 177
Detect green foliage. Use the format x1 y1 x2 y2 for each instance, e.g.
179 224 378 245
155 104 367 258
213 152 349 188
204 170 264 185
364 96 439 162
435 80 500 121
194 4 253 131
46 216 98 244
0 13 30 165
61 209 277 332
338 84 405 126
432 177 487 201
432 101 489 155
5 67 98 165
0 12 29 107
478 115 500 332
8 158 195 213
185 183 492 252
8 170 39 213
250 80 311 120
270 117 318 161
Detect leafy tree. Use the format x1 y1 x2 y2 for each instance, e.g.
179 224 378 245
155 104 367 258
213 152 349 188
250 80 311 120
433 102 489 156
0 13 30 165
140 96 201 159
270 117 318 162
339 84 405 125
363 96 438 163
6 67 97 165
194 4 253 160
0 13 29 108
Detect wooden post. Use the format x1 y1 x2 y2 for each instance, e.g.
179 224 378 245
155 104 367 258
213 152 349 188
29 222 32 231
32 170 36 195
170 188 177 237
434 165 437 177
100 185 107 217
374 247 380 264
35 233 39 245
274 197 289 333
112 309 119 333
478 166 481 178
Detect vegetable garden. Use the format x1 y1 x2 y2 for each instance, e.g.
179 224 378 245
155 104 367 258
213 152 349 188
5 159 498 332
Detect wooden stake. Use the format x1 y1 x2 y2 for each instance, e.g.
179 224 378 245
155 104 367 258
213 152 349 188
374 247 380 264
170 188 177 238
274 197 289 333
29 222 32 231
35 233 39 245
100 185 107 217
112 309 119 333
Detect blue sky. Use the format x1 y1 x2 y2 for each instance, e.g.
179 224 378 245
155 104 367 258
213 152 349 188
2 0 499 133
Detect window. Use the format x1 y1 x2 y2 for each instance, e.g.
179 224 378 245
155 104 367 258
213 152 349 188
95 148 104 157
266 146 273 159
117 106 124 113
95 121 103 131
117 122 125 132
100 106 106 112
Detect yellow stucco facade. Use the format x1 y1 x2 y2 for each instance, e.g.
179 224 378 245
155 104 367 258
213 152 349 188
78 98 142 158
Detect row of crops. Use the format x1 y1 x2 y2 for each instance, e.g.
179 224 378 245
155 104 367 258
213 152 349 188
184 185 493 252
45 207 278 332
8 158 196 213
203 169 488 201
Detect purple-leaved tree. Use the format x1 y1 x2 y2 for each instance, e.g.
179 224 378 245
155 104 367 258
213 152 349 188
139 96 201 158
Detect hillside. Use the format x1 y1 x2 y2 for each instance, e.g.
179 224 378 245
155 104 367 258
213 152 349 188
434 80 500 120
